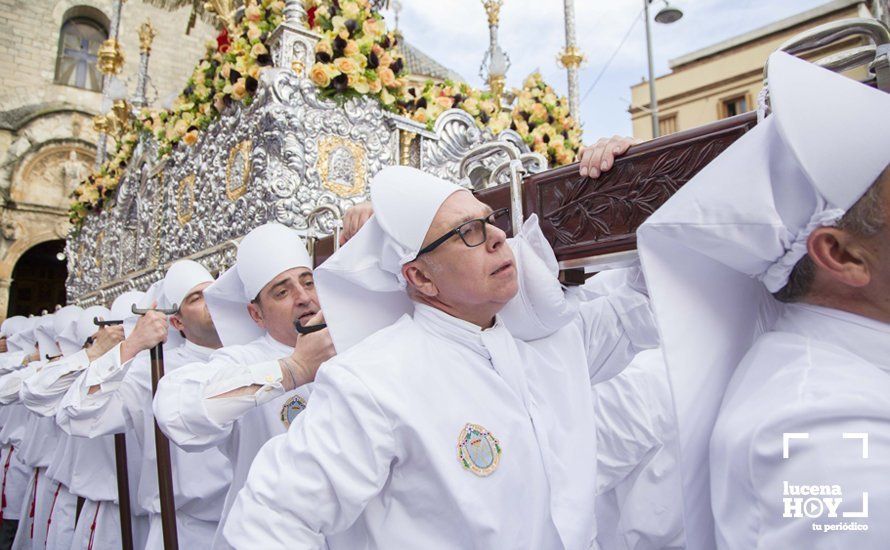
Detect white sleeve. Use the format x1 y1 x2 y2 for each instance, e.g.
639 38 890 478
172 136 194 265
55 349 149 439
153 352 286 452
20 351 92 416
593 364 661 495
576 273 659 385
0 364 37 405
224 364 396 548
0 351 26 374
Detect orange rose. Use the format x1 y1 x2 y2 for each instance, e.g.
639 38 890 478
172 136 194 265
334 56 360 75
231 78 247 100
435 95 454 109
377 66 396 87
309 63 332 87
182 130 199 146
245 4 262 22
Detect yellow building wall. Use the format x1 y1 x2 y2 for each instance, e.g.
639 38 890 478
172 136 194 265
630 3 870 139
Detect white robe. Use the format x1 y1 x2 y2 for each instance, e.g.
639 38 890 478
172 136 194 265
593 348 685 550
58 340 232 549
153 333 312 549
21 352 147 550
711 303 890 548
0 403 31 522
0 361 61 550
224 294 655 549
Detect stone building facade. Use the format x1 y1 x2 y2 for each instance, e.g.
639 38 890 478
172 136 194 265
0 0 217 318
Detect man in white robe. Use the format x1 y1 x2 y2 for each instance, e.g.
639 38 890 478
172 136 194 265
153 223 335 549
637 52 890 548
57 260 232 549
223 165 656 548
18 306 84 550
0 314 64 550
18 294 147 550
0 318 38 548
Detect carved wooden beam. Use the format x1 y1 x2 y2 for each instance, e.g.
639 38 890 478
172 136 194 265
476 111 757 270
312 111 758 268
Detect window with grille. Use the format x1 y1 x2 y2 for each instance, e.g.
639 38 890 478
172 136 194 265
55 16 108 92
659 114 678 136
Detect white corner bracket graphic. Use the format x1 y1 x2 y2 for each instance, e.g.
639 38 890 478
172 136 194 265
783 432 810 459
842 433 869 459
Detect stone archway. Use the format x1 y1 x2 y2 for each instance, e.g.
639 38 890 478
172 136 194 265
6 240 67 317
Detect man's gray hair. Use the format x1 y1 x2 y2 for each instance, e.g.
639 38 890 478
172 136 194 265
774 165 888 303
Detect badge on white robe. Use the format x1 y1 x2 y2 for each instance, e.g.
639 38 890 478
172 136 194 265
280 394 307 428
457 423 501 477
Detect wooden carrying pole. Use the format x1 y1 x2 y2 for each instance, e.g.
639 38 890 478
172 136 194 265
131 304 180 550
92 317 134 550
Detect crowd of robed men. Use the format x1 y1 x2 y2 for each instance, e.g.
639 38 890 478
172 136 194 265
0 52 886 550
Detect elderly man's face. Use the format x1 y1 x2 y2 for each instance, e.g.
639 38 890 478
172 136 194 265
248 267 320 347
404 191 517 326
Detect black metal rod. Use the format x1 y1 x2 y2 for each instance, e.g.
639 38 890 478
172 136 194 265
293 319 327 335
149 344 179 550
114 433 134 550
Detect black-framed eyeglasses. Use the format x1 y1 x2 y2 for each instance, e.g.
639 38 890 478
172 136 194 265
415 208 509 258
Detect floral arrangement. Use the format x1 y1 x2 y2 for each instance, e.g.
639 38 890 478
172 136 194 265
69 128 139 225
68 1 580 229
69 0 285 227
401 80 507 131
304 0 406 110
399 72 581 167
143 0 284 157
508 72 582 166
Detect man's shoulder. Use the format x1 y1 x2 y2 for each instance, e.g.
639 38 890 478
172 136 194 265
715 330 890 447
327 316 423 374
208 335 279 364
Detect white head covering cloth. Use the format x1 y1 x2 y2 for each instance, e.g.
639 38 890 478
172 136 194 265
53 305 85 355
111 291 146 338
1 316 25 339
314 166 466 352
76 306 112 345
636 52 890 549
7 317 37 354
34 314 60 358
203 223 311 347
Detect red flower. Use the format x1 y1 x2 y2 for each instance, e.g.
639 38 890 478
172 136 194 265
307 6 317 28
216 27 230 53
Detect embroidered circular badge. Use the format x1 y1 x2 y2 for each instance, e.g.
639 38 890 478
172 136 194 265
457 423 501 477
280 394 307 428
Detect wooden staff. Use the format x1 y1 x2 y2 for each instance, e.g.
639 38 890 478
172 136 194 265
131 304 180 550
92 317 134 550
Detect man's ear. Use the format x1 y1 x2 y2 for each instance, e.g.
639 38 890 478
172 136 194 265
807 227 871 288
247 301 266 329
402 261 438 297
169 314 185 332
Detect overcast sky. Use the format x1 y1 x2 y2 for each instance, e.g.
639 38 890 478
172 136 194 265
388 0 830 142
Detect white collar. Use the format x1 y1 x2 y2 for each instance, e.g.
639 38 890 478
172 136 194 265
263 332 295 355
412 302 511 360
181 339 217 360
776 303 890 373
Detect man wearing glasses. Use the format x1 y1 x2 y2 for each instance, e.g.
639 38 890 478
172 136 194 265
223 166 657 548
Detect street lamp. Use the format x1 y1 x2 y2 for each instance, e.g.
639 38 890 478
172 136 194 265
644 0 683 138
